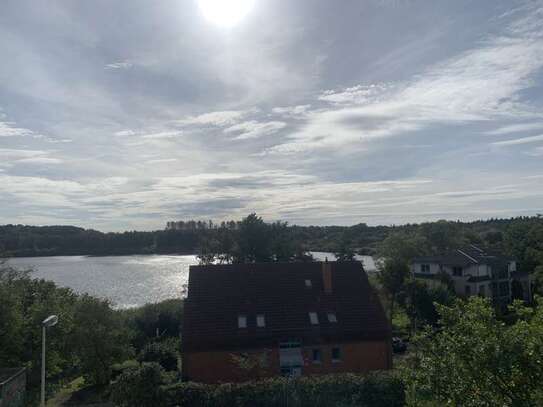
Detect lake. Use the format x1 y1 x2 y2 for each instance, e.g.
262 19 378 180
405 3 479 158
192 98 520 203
7 253 376 309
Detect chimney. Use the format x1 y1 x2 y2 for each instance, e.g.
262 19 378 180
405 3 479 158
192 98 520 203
322 261 332 294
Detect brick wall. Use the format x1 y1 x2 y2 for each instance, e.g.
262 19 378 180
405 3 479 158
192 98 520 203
183 340 391 383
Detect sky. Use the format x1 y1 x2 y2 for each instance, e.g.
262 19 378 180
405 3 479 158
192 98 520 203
1 0 543 231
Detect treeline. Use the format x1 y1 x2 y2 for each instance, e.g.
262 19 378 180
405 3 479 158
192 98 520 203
1 216 542 267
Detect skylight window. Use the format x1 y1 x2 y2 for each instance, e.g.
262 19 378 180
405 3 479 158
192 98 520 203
238 314 247 328
305 279 312 288
327 312 337 323
256 314 266 327
309 312 319 325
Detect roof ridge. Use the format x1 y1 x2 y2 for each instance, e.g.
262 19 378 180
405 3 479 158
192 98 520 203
457 249 479 264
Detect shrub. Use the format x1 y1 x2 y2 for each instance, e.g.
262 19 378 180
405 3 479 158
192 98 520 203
138 338 179 371
161 373 404 407
110 362 166 407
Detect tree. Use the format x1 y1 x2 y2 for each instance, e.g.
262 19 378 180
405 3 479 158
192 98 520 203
71 294 133 385
110 362 167 407
400 279 454 328
334 233 356 262
419 220 465 254
197 214 310 264
233 213 272 263
404 297 543 406
138 339 179 372
377 258 410 325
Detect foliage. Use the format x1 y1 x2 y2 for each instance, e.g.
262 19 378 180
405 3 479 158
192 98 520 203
161 373 404 407
377 257 410 324
400 279 455 328
109 362 168 407
0 260 159 401
403 296 543 406
71 294 134 385
119 298 184 350
334 233 356 262
197 213 312 264
138 338 179 371
3 216 543 268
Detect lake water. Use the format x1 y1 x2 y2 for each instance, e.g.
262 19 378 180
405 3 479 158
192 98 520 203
7 253 375 309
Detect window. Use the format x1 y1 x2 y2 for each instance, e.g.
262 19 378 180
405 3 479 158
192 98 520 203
421 264 430 273
332 347 341 362
305 279 312 288
309 312 319 325
452 266 463 277
465 285 471 296
479 284 486 296
237 314 247 328
327 312 337 323
256 314 266 328
312 348 322 364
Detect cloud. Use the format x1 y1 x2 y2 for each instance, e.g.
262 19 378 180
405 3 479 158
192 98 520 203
17 157 63 164
272 105 312 118
486 122 543 135
268 5 543 154
224 120 286 140
0 149 63 166
147 158 177 164
141 131 182 140
2 1 543 230
177 110 254 127
105 61 133 69
318 84 391 105
0 121 34 137
492 134 543 146
114 129 136 137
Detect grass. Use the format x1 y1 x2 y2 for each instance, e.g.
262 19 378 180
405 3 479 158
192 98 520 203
46 377 112 406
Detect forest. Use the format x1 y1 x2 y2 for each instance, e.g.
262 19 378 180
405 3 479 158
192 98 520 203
1 215 542 264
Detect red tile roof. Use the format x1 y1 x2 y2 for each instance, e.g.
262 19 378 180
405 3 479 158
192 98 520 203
182 261 390 353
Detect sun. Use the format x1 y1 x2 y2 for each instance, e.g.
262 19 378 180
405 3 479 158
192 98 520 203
198 0 255 27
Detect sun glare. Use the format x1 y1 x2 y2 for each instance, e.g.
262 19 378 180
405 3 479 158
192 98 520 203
198 0 255 27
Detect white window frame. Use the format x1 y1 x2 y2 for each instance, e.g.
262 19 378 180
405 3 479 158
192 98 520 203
309 312 319 325
238 314 247 328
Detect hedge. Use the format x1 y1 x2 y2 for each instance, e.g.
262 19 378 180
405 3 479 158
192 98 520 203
160 373 405 407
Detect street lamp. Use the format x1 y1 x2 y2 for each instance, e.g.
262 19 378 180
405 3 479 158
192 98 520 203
41 315 58 407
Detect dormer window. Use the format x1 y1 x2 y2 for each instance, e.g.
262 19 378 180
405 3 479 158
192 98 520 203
305 279 312 288
327 312 337 323
309 312 319 325
238 314 247 328
256 314 266 328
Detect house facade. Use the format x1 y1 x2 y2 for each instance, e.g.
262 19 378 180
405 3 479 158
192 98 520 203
182 261 392 383
410 245 532 306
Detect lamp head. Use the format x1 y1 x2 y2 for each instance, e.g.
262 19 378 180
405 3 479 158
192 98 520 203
42 315 58 328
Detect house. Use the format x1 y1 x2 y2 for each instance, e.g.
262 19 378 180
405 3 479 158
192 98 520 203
410 245 532 307
0 368 26 407
182 261 392 383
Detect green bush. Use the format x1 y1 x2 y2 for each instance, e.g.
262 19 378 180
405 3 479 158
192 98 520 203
110 362 167 407
161 373 404 407
138 338 179 371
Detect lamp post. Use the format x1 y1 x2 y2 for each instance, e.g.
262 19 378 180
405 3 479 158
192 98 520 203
41 315 58 407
